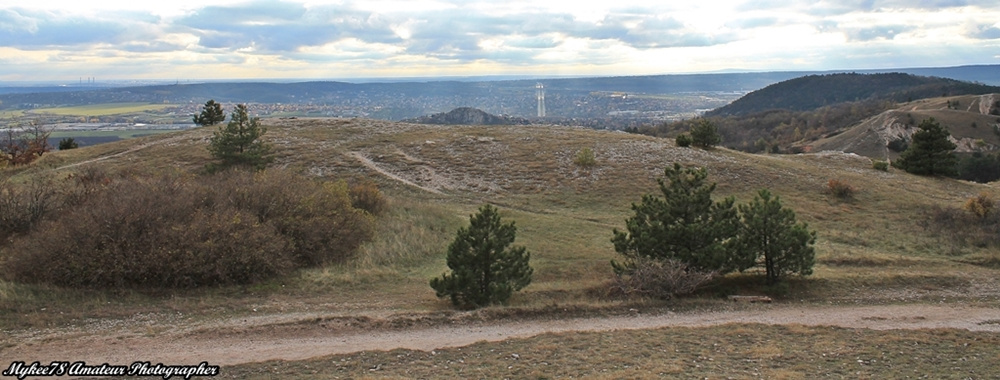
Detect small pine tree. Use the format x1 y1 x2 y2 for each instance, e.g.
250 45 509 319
58 138 78 150
894 118 957 176
611 163 738 274
193 99 226 126
573 147 597 167
690 119 721 148
735 189 816 285
207 104 273 170
430 205 532 309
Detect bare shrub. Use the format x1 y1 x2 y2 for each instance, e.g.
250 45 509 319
610 258 717 299
0 175 57 240
3 169 375 288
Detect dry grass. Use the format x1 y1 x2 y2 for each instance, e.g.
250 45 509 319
219 324 1000 379
1 116 998 331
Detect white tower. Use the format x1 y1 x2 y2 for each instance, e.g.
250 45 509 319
535 83 546 117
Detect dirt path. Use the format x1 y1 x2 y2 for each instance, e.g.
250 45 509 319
349 151 445 195
53 134 189 171
7 304 999 366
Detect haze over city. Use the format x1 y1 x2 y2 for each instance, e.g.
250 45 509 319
2 0 999 82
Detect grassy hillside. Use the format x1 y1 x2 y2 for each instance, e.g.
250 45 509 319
1 117 998 331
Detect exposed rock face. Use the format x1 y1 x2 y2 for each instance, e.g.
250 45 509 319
404 107 531 125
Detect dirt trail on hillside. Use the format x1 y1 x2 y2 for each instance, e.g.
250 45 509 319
54 134 190 171
7 304 999 366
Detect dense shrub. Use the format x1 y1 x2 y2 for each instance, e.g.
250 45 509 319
674 133 692 147
872 160 889 171
2 169 375 288
349 180 388 215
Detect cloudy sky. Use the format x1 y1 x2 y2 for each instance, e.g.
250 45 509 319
1 0 999 81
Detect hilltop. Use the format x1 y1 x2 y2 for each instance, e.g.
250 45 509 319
707 72 1000 117
402 107 530 125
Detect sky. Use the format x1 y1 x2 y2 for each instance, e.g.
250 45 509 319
1 0 999 81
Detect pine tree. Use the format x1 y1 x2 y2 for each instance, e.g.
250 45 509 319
690 119 721 148
735 189 816 285
430 205 532 309
611 163 739 274
193 99 226 126
207 104 273 170
894 118 957 176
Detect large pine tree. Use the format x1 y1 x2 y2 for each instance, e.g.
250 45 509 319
894 118 957 176
430 205 532 309
611 163 738 274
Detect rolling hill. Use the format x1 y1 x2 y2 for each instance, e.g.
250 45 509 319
2 116 999 377
707 72 1000 117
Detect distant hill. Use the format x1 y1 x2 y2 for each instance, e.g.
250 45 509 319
802 94 1000 159
641 73 1000 154
708 73 1000 117
403 107 531 125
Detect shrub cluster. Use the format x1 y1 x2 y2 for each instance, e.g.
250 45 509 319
2 169 375 288
924 199 1000 249
872 160 889 171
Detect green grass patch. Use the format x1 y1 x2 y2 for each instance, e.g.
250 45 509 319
49 129 182 139
29 103 174 116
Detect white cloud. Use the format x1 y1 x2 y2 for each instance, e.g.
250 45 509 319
0 0 998 80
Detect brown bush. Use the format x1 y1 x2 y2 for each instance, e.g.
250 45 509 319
963 192 995 219
826 179 856 200
349 180 388 215
609 258 717 299
2 169 374 288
